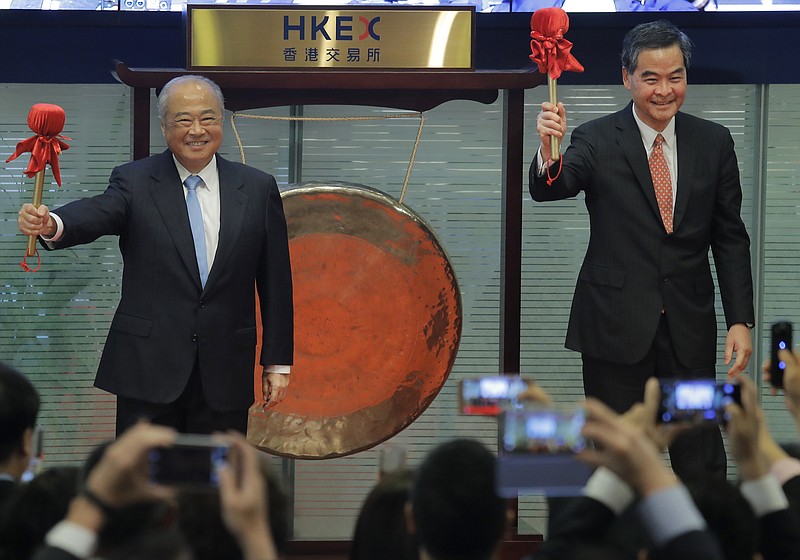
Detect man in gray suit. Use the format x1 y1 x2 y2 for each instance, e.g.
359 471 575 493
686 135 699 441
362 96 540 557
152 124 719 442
18 76 294 435
530 20 754 480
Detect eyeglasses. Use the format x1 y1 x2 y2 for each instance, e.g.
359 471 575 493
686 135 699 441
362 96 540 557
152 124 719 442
169 116 221 129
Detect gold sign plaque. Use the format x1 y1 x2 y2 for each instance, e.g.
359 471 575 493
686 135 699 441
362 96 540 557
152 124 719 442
187 5 474 70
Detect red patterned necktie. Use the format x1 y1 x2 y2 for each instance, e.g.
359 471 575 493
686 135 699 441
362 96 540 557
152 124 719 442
649 133 673 233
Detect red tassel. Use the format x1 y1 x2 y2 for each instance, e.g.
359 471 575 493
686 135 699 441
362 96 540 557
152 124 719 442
545 156 563 186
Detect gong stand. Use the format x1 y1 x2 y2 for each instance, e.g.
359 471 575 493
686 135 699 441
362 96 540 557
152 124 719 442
113 60 541 374
112 61 543 547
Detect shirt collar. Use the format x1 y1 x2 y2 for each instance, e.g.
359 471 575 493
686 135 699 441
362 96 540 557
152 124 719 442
631 104 676 151
173 155 218 191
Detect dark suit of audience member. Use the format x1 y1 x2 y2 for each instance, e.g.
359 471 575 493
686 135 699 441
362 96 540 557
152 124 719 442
533 469 724 560
17 76 294 435
530 19 754 481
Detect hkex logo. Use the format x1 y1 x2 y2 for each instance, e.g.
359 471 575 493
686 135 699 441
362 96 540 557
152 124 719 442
283 15 381 41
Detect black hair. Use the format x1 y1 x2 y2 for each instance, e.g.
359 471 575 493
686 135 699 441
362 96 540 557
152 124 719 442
621 20 693 73
350 469 419 560
177 457 291 560
0 466 81 560
412 439 506 560
0 362 40 464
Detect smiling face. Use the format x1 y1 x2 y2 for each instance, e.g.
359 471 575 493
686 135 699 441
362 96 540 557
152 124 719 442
622 44 687 132
160 79 223 173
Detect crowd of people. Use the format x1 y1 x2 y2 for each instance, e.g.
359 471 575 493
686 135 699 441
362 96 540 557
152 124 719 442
3 349 800 560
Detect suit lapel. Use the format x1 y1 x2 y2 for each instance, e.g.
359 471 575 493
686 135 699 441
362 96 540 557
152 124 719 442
615 105 663 224
148 151 204 289
206 155 248 289
672 112 694 232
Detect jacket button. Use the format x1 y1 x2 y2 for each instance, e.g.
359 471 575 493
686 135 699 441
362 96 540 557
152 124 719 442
662 274 670 283
192 333 198 342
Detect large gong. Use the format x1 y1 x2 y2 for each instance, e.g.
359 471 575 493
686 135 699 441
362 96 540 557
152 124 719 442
247 182 462 459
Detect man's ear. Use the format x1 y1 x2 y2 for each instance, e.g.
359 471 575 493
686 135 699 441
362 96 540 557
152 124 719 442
622 67 632 91
20 427 34 460
404 500 416 535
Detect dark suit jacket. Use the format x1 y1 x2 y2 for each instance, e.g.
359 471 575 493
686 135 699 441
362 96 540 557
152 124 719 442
530 103 754 367
31 546 80 560
47 151 293 410
532 495 724 560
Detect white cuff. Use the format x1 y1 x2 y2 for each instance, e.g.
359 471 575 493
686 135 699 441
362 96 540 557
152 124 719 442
44 520 98 559
264 365 290 375
740 474 789 517
40 212 64 244
583 466 636 514
535 147 551 176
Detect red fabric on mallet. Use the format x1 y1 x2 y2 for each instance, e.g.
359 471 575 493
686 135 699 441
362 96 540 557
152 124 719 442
6 103 70 186
529 8 584 80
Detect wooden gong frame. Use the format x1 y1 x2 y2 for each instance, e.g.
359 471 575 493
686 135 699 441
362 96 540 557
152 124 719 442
113 60 542 379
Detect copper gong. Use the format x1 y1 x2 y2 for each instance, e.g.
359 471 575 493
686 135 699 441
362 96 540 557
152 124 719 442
247 182 462 459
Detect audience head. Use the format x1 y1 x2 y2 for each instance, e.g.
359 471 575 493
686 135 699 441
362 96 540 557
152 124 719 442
81 440 176 554
409 439 506 560
0 466 80 560
0 362 40 479
686 476 760 560
350 469 418 560
178 456 290 560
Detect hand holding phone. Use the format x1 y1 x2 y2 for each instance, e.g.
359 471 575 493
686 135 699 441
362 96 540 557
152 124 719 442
500 407 586 454
657 379 741 424
148 433 231 489
770 321 793 389
459 375 535 416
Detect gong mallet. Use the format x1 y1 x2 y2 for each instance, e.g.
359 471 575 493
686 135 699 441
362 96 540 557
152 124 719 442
6 103 70 262
529 8 584 162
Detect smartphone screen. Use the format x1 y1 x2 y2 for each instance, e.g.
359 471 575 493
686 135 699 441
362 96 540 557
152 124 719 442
770 321 793 389
148 434 229 488
658 379 741 424
500 408 586 454
459 376 531 415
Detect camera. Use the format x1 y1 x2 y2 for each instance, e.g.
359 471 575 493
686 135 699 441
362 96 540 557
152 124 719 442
658 379 741 424
770 321 793 389
148 433 230 488
500 408 586 454
459 375 534 415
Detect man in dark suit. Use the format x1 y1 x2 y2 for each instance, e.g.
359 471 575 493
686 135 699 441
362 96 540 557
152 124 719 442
530 20 754 480
17 75 294 435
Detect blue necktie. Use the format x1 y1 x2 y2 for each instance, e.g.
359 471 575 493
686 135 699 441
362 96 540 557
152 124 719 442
184 175 209 288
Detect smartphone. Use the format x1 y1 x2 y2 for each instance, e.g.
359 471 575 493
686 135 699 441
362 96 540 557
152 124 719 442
658 379 741 424
500 408 586 454
770 321 793 389
459 376 534 415
148 433 230 488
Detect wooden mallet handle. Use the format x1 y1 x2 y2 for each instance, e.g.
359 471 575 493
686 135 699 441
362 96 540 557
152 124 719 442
548 75 559 161
26 170 45 257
